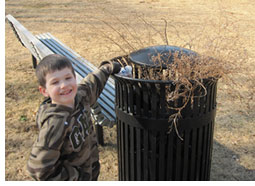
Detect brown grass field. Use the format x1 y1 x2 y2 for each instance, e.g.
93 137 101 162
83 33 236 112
5 0 255 181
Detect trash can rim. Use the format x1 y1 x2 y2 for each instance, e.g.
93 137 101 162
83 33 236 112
128 45 198 68
112 74 217 84
113 73 172 84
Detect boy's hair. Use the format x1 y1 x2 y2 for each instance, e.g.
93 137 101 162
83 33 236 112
36 54 76 87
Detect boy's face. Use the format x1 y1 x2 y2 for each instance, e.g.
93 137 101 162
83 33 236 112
39 67 77 108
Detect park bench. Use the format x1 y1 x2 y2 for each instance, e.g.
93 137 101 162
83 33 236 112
6 14 117 146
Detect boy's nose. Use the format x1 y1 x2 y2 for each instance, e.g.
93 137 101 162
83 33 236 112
60 81 68 88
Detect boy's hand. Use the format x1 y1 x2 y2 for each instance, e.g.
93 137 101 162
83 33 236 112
99 60 121 75
111 61 122 74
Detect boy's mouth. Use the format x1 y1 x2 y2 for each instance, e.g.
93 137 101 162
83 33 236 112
60 89 72 95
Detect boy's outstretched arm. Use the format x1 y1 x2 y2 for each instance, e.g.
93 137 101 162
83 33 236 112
78 60 121 106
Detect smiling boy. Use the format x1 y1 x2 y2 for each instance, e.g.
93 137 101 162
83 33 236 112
39 63 77 108
27 54 120 181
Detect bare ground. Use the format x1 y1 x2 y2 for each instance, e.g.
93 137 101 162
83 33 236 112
5 0 255 181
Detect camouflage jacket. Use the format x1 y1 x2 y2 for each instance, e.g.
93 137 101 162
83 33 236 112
27 63 114 181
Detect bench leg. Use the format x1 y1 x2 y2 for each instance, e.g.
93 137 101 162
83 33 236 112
91 102 105 146
32 55 37 69
95 125 104 146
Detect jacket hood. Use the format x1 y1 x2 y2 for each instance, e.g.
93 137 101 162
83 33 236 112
36 97 74 129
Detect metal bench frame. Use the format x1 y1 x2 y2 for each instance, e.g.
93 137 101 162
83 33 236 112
6 14 116 146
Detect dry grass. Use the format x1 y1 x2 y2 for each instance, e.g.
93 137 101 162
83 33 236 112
5 0 255 181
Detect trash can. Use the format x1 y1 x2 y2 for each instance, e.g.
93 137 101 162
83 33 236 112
112 45 218 181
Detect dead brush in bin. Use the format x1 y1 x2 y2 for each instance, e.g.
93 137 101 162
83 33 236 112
112 45 224 139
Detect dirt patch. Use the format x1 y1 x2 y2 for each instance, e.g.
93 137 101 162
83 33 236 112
5 0 255 181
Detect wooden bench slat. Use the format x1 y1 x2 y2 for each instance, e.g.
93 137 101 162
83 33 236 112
37 34 93 74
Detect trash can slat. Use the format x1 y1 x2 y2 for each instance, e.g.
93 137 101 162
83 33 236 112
195 127 203 180
175 136 183 180
200 125 209 180
182 130 190 180
123 83 128 113
142 83 149 116
159 131 166 180
166 133 174 180
135 83 141 116
143 130 149 180
136 128 142 180
151 84 158 118
149 132 157 180
127 83 134 114
189 129 197 180
160 84 166 114
206 83 212 113
130 126 135 180
125 123 130 180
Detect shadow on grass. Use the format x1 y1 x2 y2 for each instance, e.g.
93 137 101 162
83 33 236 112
211 140 255 181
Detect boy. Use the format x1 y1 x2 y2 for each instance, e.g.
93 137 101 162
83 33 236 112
27 54 121 181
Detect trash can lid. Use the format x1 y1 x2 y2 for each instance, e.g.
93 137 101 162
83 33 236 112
129 45 198 69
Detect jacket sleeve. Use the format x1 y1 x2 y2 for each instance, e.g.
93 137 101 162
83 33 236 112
27 116 79 181
78 62 113 106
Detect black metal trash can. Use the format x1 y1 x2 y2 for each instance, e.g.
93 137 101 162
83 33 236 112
112 45 218 181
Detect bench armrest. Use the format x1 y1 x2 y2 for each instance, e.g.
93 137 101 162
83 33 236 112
6 14 53 60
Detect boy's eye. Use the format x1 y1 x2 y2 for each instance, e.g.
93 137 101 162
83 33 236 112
51 81 59 85
66 76 72 80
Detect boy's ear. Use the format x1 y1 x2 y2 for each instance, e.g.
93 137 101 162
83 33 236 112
39 86 49 97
